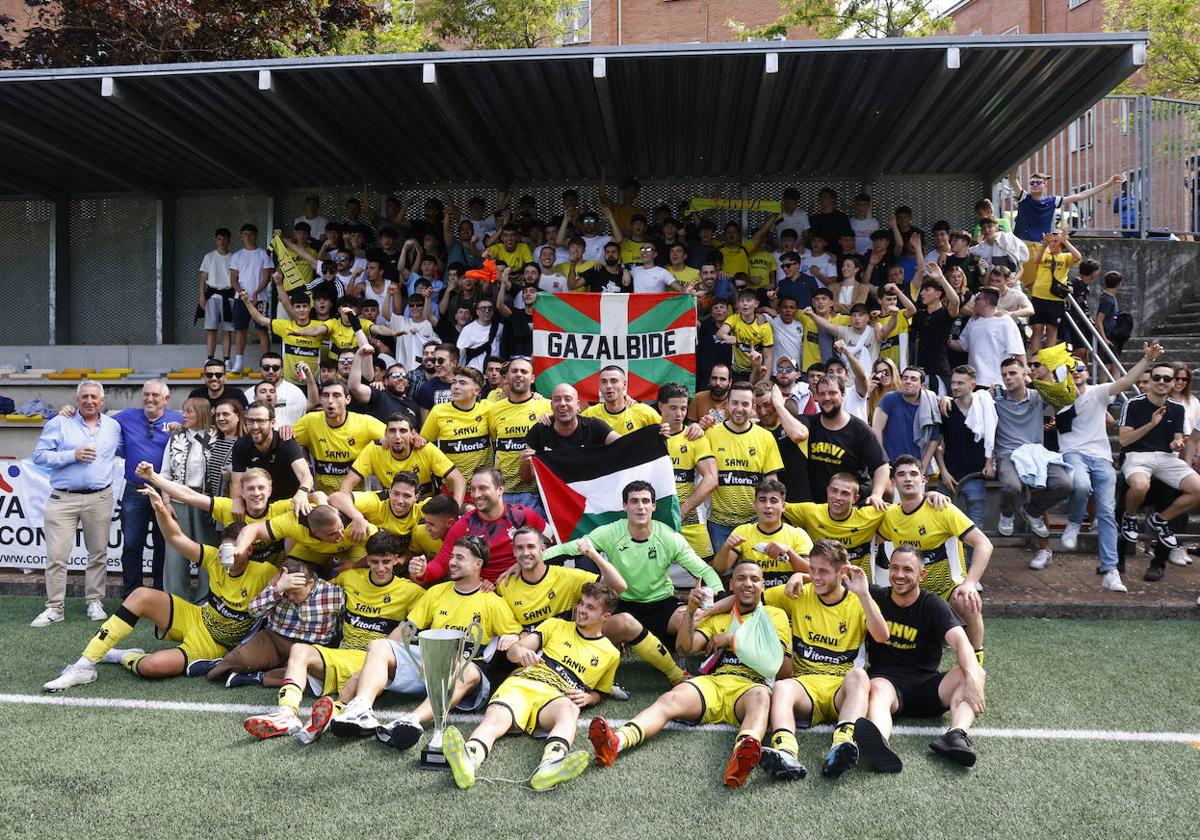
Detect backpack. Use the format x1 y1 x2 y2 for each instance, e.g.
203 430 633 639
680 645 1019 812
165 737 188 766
1109 312 1134 346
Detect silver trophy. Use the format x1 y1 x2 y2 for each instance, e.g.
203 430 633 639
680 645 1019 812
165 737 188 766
398 619 484 769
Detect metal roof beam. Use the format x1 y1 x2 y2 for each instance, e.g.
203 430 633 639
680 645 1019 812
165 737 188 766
738 53 780 182
259 74 367 183
421 62 494 184
591 57 626 180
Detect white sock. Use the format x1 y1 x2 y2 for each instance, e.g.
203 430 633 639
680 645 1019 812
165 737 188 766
73 656 93 669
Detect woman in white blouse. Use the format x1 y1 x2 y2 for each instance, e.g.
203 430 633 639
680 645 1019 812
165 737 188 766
160 397 215 599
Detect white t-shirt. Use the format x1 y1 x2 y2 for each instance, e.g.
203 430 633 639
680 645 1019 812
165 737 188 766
388 314 440 367
469 216 497 244
1057 386 1115 461
631 265 675 294
775 210 810 240
770 315 805 372
538 272 570 295
582 235 609 262
957 315 1026 386
837 325 879 370
851 216 880 254
801 251 837 281
456 320 504 371
844 382 869 422
244 379 308 428
360 280 394 312
200 249 232 291
294 214 328 240
229 248 275 302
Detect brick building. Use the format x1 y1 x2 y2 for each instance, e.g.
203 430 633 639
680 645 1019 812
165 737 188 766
570 0 800 46
946 0 1112 37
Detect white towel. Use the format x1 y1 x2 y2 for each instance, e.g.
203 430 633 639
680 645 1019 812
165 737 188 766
963 388 997 459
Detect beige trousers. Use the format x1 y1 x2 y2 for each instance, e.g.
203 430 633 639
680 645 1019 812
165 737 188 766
42 487 113 611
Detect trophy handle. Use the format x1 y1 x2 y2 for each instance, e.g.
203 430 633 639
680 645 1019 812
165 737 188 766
451 620 485 686
397 621 422 672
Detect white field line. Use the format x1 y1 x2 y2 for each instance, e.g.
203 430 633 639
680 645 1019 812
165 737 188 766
1 693 1198 744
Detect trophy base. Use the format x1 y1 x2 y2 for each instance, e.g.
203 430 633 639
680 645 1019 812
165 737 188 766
418 747 450 770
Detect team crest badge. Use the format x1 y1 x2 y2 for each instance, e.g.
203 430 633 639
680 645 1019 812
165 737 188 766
547 589 556 601
918 526 927 536
348 438 356 446
383 595 391 603
749 447 757 456
590 656 600 667
839 621 847 634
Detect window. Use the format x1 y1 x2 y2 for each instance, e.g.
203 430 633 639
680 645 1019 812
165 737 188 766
1070 182 1094 228
560 0 591 45
1068 108 1094 152
1068 0 1090 9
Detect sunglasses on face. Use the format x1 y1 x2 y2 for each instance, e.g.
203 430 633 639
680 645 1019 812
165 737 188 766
1150 374 1174 383
204 371 224 379
433 357 449 364
1174 376 1190 382
261 364 282 372
387 373 405 380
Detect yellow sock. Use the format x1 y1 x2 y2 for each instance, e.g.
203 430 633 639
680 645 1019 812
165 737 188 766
278 682 303 713
541 737 569 765
331 700 346 716
630 633 684 683
615 722 644 753
832 721 856 747
81 608 137 663
975 648 985 667
770 729 799 758
120 652 146 674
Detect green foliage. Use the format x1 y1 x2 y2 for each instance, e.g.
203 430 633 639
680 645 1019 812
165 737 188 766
1106 0 1200 98
729 0 954 41
422 0 585 51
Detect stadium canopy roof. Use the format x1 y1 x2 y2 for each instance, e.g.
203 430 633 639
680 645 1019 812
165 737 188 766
0 33 1148 197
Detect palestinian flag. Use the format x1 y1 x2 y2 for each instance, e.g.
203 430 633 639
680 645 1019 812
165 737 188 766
533 292 697 402
532 426 680 541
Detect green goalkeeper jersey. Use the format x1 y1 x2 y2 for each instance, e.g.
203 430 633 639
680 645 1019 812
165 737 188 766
544 520 722 604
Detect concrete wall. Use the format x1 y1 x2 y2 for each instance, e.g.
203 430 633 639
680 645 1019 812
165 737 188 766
1073 237 1200 332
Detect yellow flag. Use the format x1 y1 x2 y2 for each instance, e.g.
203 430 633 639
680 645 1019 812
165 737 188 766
687 197 782 214
271 233 307 295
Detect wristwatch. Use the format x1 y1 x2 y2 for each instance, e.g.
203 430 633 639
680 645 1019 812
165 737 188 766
298 485 312 493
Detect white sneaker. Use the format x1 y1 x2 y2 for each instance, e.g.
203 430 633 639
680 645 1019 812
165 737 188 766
997 515 1014 536
85 601 107 621
101 647 144 665
1029 549 1053 570
31 608 64 628
1061 522 1081 551
1101 569 1128 593
330 699 380 737
1019 507 1050 538
43 661 98 692
1169 547 1189 566
244 708 302 740
232 355 244 373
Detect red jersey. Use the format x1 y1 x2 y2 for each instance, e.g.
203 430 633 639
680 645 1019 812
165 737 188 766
420 503 548 583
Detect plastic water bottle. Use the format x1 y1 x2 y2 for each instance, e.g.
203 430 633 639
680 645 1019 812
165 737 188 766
22 353 31 372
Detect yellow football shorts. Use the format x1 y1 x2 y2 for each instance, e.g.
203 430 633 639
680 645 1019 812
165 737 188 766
488 676 568 734
681 523 714 560
792 673 846 727
688 674 764 726
313 646 368 696
920 559 962 602
157 596 229 663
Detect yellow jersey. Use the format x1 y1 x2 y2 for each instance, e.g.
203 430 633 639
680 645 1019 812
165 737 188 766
420 400 494 485
351 492 426 550
293 411 386 495
407 582 523 650
877 500 974 598
716 240 757 278
619 240 649 265
553 260 598 279
723 315 774 374
1031 249 1081 302
796 312 851 371
764 582 867 678
747 250 778 289
704 422 784 527
878 311 910 370
485 242 534 270
210 497 294 565
197 545 277 649
727 521 813 588
263 510 378 568
516 616 620 694
667 264 700 290
323 317 376 358
784 502 885 576
695 606 790 683
409 521 444 559
496 565 598 630
350 441 456 497
666 428 713 528
580 400 661 437
270 319 324 385
331 567 425 650
489 394 552 494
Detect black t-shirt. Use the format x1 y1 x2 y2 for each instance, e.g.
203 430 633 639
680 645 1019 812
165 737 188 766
765 423 811 503
941 401 986 479
229 433 307 500
866 585 963 678
188 386 249 411
525 416 613 451
1119 395 1187 453
581 266 630 294
366 247 402 282
415 377 453 411
504 311 534 358
351 388 419 426
944 253 985 293
809 211 853 245
800 413 885 502
913 307 953 372
696 319 733 388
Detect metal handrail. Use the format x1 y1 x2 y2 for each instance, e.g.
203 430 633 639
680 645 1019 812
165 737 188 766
1063 292 1140 398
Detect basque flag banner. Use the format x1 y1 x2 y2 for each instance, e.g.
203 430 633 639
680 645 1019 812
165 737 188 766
532 292 697 402
532 426 681 541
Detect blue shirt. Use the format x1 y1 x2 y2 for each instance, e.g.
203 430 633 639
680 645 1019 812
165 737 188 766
112 408 184 485
777 274 823 309
878 391 938 462
406 272 446 297
1013 194 1061 242
31 412 123 491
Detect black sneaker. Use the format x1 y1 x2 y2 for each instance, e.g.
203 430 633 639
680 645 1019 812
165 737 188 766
375 716 423 750
853 717 902 773
224 671 262 688
759 747 807 780
1143 564 1165 582
1147 514 1178 548
929 728 977 767
820 741 860 779
1120 515 1140 543
184 658 221 677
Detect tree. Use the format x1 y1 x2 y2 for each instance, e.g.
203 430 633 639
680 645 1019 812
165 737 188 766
729 0 952 41
6 0 391 68
422 0 585 50
1106 0 1200 99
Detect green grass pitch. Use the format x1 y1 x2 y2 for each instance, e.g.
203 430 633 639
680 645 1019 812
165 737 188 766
1 595 1197 840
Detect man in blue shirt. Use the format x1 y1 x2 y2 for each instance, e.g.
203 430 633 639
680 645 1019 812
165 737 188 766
112 380 184 597
871 367 941 471
31 381 123 628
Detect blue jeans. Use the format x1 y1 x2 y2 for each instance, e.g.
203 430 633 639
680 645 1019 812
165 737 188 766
120 484 164 596
956 477 987 565
1063 452 1118 572
707 522 736 556
503 491 546 519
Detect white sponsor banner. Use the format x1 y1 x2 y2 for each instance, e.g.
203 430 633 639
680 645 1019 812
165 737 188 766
0 459 156 572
